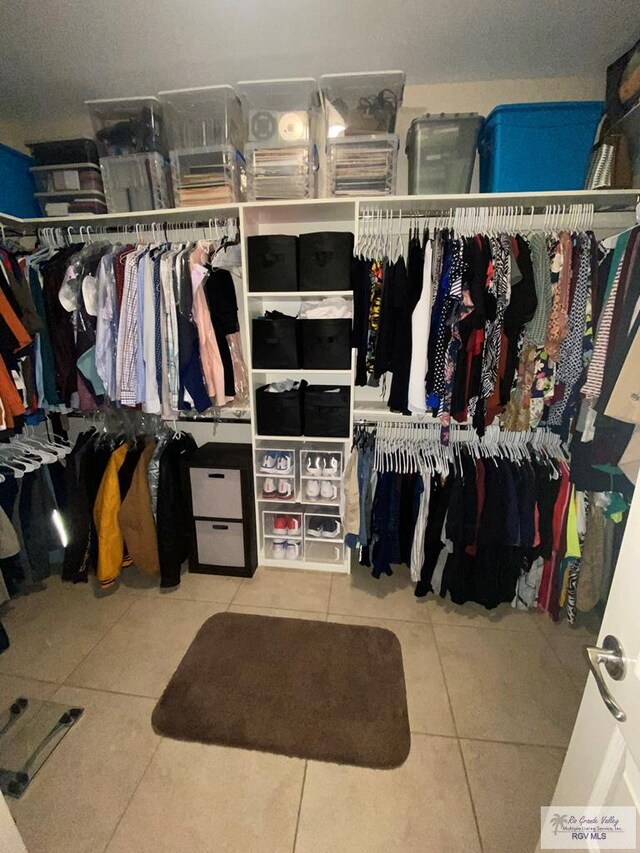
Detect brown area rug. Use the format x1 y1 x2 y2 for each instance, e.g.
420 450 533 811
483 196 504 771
152 612 410 769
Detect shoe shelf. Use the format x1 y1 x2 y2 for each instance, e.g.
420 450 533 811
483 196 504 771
263 539 304 561
250 369 352 376
255 434 348 443
247 290 353 299
300 474 341 480
263 532 302 540
304 512 345 565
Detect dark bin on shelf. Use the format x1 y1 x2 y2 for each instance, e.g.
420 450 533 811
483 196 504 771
252 315 300 369
255 382 305 436
298 231 354 291
301 318 352 369
304 385 350 437
25 138 100 167
247 235 298 292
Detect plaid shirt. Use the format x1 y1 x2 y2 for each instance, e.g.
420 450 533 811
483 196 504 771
117 249 143 406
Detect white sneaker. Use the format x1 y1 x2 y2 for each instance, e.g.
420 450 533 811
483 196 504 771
260 453 277 473
321 520 341 539
320 480 338 501
285 541 300 560
262 478 277 499
277 479 294 500
305 479 320 499
327 455 340 477
276 452 293 474
306 455 322 475
271 540 286 559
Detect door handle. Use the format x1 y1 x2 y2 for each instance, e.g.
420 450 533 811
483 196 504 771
584 634 627 723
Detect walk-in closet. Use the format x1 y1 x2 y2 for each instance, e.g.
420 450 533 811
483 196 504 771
0 4 639 852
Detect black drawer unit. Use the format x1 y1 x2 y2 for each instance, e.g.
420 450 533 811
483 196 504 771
183 443 257 577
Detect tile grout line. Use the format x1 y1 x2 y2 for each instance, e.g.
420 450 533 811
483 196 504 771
53 680 166 702
459 734 568 751
456 738 485 853
226 577 246 608
291 760 308 853
535 622 586 698
102 735 165 851
60 594 139 689
430 620 485 853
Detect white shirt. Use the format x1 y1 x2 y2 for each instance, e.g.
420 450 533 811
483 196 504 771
408 241 433 413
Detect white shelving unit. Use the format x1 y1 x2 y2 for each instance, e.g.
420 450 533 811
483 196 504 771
3 189 638 573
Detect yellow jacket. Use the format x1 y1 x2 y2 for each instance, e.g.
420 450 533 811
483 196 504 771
93 443 128 588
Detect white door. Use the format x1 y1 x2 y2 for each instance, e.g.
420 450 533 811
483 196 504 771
539 482 640 850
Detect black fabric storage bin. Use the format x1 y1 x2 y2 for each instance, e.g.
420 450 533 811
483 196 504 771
255 382 305 436
248 235 298 292
298 232 354 291
301 318 352 369
252 315 300 369
304 385 350 437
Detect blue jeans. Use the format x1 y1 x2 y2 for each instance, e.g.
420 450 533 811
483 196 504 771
345 446 374 550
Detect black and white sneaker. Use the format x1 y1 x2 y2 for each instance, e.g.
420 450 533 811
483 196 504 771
260 452 277 473
321 520 341 539
307 517 325 537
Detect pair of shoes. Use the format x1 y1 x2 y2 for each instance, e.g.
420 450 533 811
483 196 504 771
261 451 293 474
263 478 294 500
272 540 300 560
305 454 340 477
273 515 300 535
305 480 338 501
306 517 341 538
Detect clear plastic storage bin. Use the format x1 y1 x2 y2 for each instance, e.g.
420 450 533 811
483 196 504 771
35 191 108 216
169 147 242 206
159 85 243 150
237 78 320 145
160 86 244 205
30 163 104 194
245 143 316 200
406 113 483 195
100 152 173 212
320 71 405 138
85 97 167 156
326 135 398 196
237 79 320 199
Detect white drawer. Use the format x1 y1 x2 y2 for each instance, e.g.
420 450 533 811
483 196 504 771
195 520 245 568
190 468 242 519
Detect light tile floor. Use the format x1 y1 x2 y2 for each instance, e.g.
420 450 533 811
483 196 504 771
0 564 599 853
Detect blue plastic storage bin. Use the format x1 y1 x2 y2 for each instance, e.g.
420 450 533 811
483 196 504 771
478 101 604 193
0 143 40 217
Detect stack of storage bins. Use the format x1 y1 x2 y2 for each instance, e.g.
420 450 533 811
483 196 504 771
26 138 107 216
159 85 244 206
85 97 173 212
321 71 405 197
405 113 483 195
237 78 320 200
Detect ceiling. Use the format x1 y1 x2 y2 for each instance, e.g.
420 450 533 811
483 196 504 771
0 0 638 122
